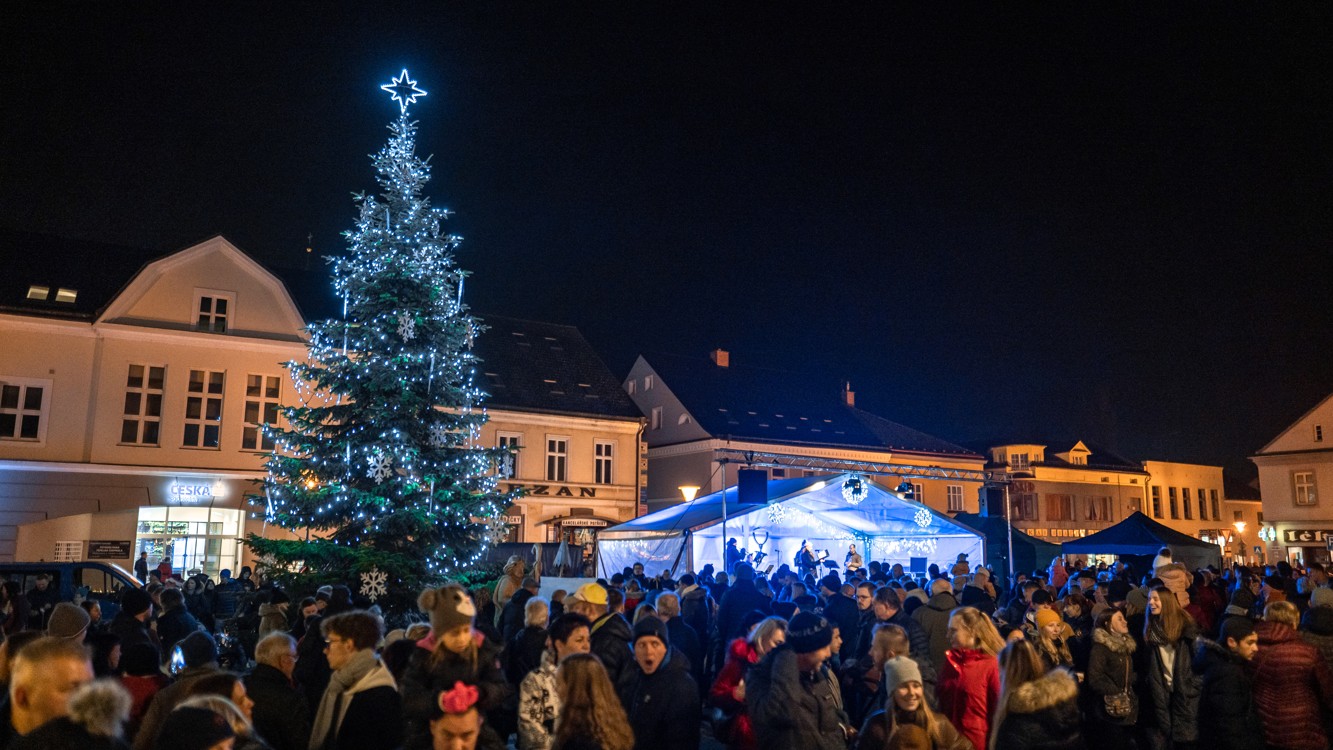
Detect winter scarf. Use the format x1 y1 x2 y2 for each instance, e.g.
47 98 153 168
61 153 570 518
309 649 379 749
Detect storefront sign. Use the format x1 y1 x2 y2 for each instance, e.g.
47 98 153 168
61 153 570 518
1283 529 1333 544
169 482 217 500
87 540 133 559
559 518 608 528
503 483 597 498
502 515 523 525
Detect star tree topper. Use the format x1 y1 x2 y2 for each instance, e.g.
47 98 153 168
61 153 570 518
381 69 427 114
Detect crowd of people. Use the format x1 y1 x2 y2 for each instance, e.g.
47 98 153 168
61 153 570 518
3 546 1333 750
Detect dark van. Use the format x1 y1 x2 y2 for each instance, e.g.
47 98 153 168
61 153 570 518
0 561 141 629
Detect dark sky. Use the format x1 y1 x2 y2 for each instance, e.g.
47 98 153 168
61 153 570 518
5 4 1333 477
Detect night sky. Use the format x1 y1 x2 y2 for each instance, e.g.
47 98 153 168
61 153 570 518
5 4 1333 478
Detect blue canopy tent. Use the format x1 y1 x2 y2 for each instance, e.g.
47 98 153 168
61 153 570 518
1060 511 1222 573
597 473 985 578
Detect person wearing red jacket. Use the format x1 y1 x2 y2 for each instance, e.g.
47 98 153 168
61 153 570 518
1251 600 1333 750
937 606 1003 750
709 616 787 750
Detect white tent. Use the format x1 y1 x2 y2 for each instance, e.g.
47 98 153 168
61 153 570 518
597 473 984 578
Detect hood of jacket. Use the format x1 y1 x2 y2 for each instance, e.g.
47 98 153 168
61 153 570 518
1006 668 1078 714
926 592 959 612
1091 626 1136 654
680 584 706 600
1303 604 1333 636
1192 636 1244 674
67 679 131 738
1256 619 1299 645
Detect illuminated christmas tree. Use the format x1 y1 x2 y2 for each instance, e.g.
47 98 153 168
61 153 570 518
247 71 516 611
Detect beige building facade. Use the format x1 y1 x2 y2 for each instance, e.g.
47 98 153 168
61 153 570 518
1252 393 1333 566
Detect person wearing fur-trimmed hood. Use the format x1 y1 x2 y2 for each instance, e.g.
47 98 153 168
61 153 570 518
989 639 1081 750
1082 608 1137 750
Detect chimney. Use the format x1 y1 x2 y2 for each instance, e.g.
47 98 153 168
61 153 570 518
843 381 855 407
710 349 730 368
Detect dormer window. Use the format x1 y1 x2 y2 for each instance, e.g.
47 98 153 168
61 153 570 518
193 290 234 333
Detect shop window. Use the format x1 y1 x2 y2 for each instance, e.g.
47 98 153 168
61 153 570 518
242 374 281 451
122 364 165 445
0 377 49 442
947 485 965 511
594 440 614 484
546 436 568 482
497 433 521 478
184 370 224 449
1294 471 1318 506
193 290 233 333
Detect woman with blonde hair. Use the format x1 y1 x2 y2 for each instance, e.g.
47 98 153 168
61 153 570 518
936 607 1002 750
176 694 270 750
709 616 787 750
988 639 1080 750
1250 599 1333 750
860 656 971 749
1141 585 1201 749
552 652 634 750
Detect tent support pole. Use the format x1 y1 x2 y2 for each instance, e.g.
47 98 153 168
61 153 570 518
1005 484 1015 579
720 460 729 573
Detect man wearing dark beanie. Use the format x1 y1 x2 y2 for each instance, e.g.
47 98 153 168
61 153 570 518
617 615 699 750
109 588 159 654
747 612 851 749
1194 615 1264 750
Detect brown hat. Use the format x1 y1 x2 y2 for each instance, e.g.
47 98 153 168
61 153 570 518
418 584 476 634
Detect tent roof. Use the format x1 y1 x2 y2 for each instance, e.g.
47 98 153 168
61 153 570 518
599 473 984 540
1060 511 1218 555
951 513 1063 552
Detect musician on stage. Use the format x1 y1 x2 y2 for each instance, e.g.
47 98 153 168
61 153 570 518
845 543 863 574
795 539 818 577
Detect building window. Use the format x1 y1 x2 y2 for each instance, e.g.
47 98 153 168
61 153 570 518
677 413 691 425
121 364 165 445
496 434 521 478
1046 494 1074 521
650 407 662 430
643 375 655 391
594 440 613 485
1151 486 1162 518
1086 496 1112 522
1294 471 1318 506
1168 487 1179 519
1318 424 1325 442
947 485 965 512
626 380 635 395
26 285 49 300
545 436 568 482
0 378 49 442
1010 453 1029 471
1012 493 1038 521
1210 489 1220 520
1071 455 1086 465
183 370 224 448
241 374 280 451
912 483 925 503
193 291 233 333
772 468 786 479
1182 488 1192 519
1127 496 1142 514
1197 488 1208 521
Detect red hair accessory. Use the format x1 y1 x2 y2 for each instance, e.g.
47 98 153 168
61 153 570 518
438 681 480 715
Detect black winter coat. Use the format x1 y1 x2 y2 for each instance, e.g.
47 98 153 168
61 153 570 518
617 652 701 750
959 584 996 616
679 584 712 645
505 625 548 684
245 663 311 750
664 616 704 689
715 580 770 643
400 635 508 750
589 612 634 686
992 668 1082 750
500 588 536 645
1138 620 1201 743
747 644 850 750
1192 637 1265 750
156 605 202 656
822 594 860 662
1083 627 1137 726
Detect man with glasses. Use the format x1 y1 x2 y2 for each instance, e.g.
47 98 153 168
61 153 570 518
309 610 400 750
247 631 310 750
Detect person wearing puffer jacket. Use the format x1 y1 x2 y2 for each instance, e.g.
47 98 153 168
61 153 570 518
1193 617 1264 750
1251 601 1333 750
990 639 1081 750
1082 609 1137 750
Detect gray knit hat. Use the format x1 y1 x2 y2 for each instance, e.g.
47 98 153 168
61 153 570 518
883 655 923 690
47 602 91 639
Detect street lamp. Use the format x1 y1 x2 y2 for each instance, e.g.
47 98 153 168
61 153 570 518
1234 521 1247 534
678 485 700 503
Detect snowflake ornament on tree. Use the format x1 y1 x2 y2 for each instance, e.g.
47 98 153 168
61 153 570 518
367 452 393 484
397 312 416 341
360 567 388 602
483 515 510 546
427 423 448 449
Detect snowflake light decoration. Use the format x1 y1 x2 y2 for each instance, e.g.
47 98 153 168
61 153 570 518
483 515 510 546
397 312 416 341
842 475 869 505
767 502 787 524
913 507 932 528
428 422 448 449
360 567 388 602
367 452 393 484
